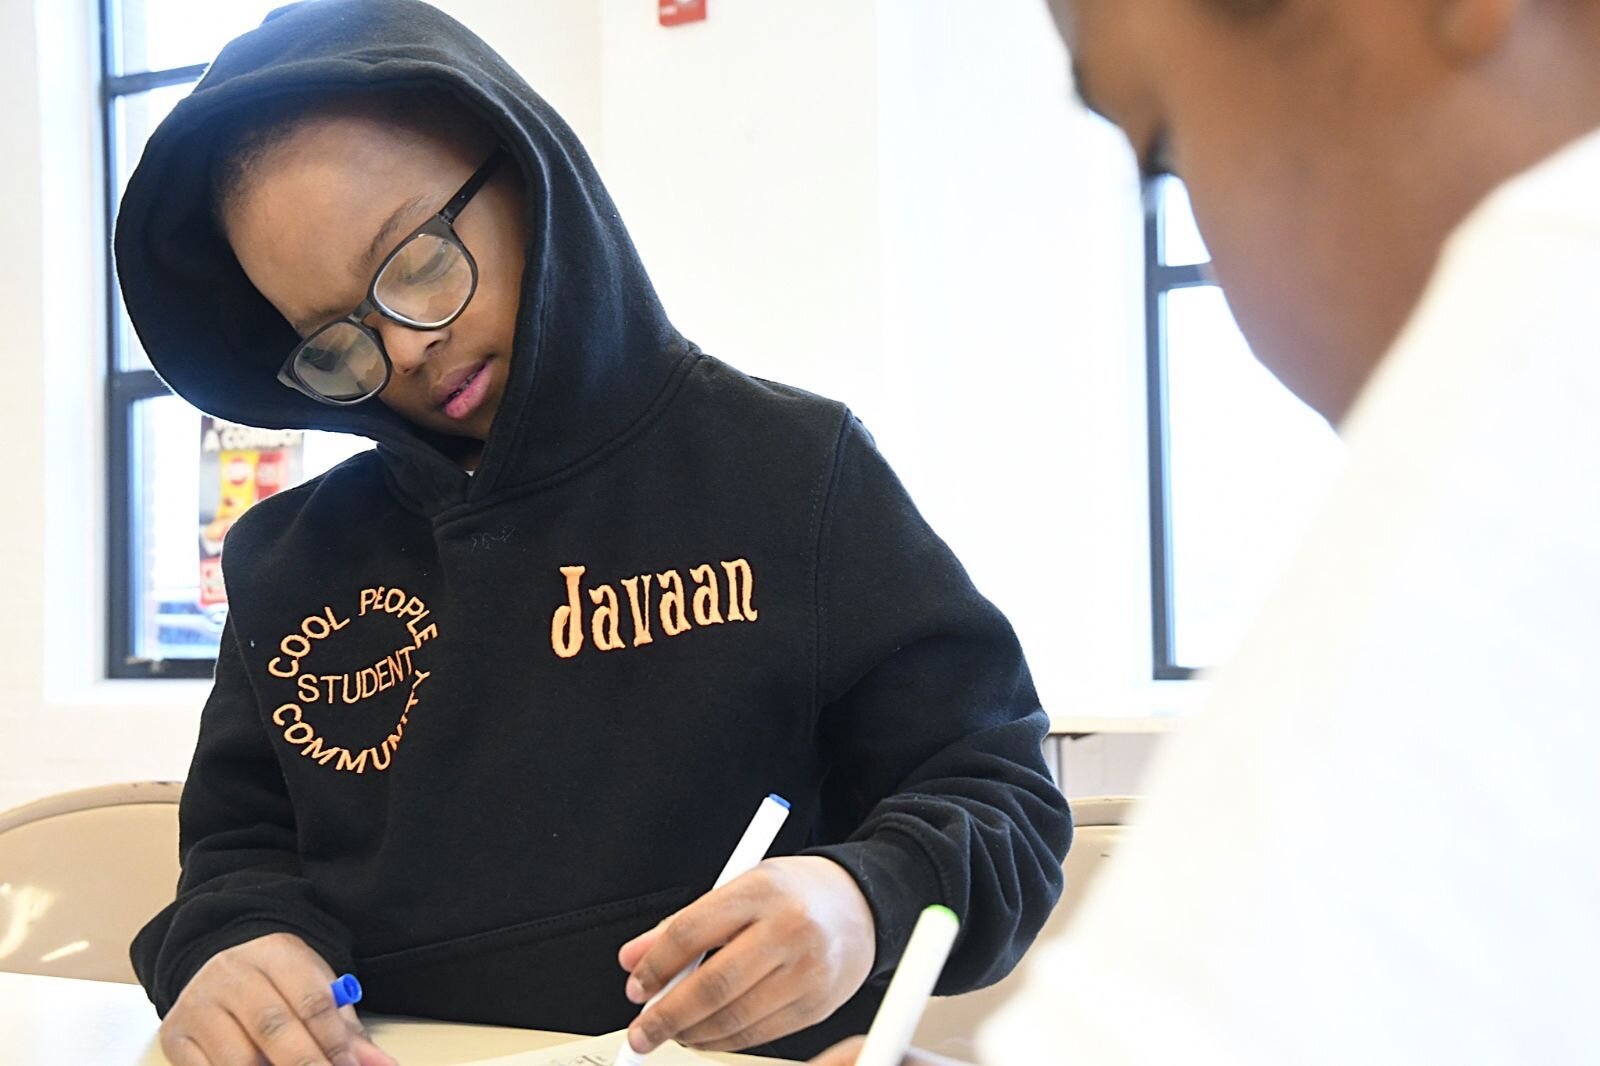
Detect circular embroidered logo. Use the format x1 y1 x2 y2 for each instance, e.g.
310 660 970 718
262 587 439 774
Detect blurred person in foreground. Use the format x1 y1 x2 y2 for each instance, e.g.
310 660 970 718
818 0 1600 1061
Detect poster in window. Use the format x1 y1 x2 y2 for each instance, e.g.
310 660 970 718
199 418 304 608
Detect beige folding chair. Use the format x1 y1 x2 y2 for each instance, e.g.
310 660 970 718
0 782 182 983
912 796 1137 1060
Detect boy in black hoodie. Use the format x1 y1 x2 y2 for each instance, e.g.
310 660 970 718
118 2 1072 1062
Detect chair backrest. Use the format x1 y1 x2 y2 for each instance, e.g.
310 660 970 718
911 796 1137 1060
0 782 182 984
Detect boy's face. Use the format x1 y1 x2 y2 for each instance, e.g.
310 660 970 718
1046 0 1510 421
226 114 526 443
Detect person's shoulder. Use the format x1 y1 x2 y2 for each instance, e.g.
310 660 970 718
685 354 848 416
1470 124 1600 235
677 353 854 443
1358 126 1600 453
1422 124 1600 346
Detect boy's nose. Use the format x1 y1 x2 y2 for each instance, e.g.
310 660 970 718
373 318 446 375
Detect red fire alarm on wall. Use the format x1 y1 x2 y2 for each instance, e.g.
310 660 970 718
659 0 707 27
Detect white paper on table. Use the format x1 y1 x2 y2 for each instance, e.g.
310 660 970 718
452 1030 721 1066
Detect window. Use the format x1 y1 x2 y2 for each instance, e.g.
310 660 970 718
1143 177 1347 679
103 0 366 678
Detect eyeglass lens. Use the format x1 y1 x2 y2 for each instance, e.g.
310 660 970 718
373 233 475 328
293 233 475 401
293 321 390 402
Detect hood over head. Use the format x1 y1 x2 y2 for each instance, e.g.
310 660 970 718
116 0 691 510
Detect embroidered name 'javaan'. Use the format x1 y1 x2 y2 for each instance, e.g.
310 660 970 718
551 559 759 659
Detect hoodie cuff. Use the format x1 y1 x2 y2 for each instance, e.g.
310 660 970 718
152 917 356 1018
803 823 950 984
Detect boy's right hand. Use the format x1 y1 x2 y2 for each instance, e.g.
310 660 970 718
159 932 397 1066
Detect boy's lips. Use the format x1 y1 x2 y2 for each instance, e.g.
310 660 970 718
434 359 492 420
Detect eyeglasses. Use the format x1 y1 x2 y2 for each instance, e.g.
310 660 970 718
276 148 509 406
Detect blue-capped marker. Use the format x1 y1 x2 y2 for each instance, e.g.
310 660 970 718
617 793 792 1066
331 973 363 1009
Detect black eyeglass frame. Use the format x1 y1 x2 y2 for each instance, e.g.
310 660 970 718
276 147 509 406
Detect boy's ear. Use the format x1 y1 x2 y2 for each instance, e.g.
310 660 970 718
1430 0 1524 65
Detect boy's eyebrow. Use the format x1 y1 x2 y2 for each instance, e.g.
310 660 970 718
358 194 432 277
289 194 433 333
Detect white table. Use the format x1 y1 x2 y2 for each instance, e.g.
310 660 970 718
0 971 788 1065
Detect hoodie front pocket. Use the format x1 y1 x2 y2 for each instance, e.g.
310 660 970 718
354 885 693 1034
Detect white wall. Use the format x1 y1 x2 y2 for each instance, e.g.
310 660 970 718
4 0 183 812
596 1 889 428
1 0 48 765
870 0 1160 725
0 0 1165 812
431 0 603 148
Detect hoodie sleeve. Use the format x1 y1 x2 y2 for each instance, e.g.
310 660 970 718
131 617 355 1015
801 415 1073 992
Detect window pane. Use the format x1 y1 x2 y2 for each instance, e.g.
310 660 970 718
113 84 190 204
1159 178 1211 267
303 430 373 477
1164 285 1346 667
117 299 154 373
131 395 215 662
115 0 285 76
129 395 372 665
113 83 192 371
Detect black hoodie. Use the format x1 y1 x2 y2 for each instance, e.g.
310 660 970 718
118 1 1071 1057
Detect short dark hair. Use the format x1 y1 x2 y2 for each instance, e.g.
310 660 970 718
208 87 491 232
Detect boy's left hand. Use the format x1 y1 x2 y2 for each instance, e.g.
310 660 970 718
618 855 876 1054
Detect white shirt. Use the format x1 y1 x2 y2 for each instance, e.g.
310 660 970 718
980 128 1600 1064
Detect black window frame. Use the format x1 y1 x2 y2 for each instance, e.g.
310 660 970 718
1143 175 1216 682
101 0 212 679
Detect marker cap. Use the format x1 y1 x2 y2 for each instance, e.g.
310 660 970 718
331 973 363 1009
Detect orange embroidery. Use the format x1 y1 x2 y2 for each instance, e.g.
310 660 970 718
690 565 724 627
549 558 759 659
588 584 627 652
620 575 656 647
552 566 586 660
656 570 692 637
265 587 438 773
720 559 759 622
267 605 351 677
295 644 420 705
